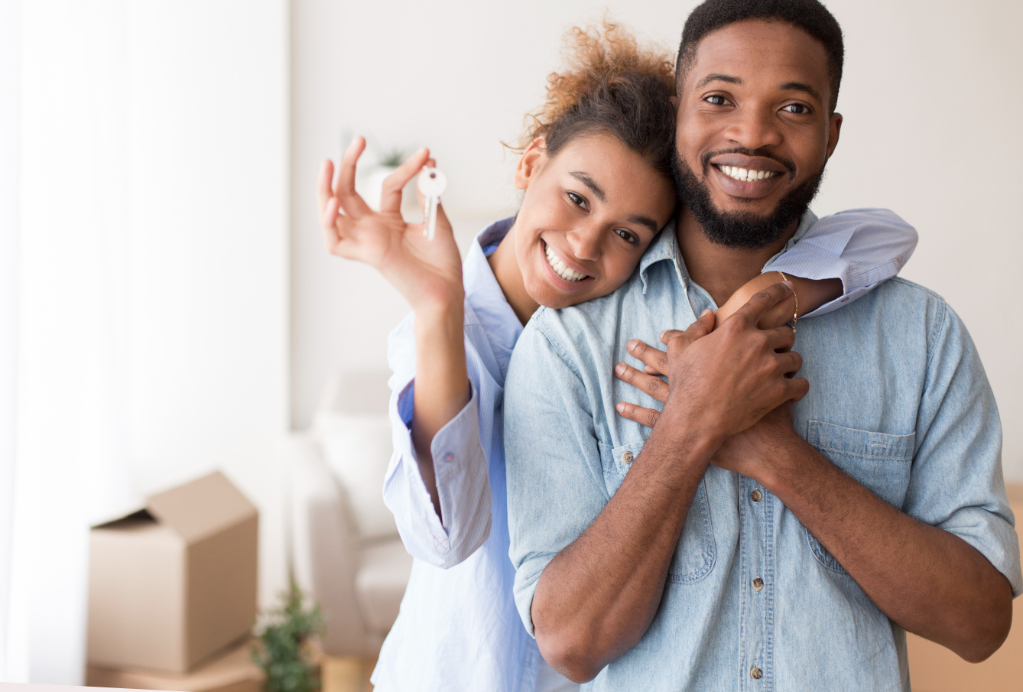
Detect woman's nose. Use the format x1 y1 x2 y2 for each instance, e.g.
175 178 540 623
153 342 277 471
566 225 601 261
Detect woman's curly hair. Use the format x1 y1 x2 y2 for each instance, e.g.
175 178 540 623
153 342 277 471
511 20 678 180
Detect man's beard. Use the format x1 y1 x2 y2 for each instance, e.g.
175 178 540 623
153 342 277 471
671 148 825 250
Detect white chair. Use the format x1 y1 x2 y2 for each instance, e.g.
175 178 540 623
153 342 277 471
288 370 413 656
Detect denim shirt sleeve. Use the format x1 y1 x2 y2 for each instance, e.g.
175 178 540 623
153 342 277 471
902 299 1022 597
765 208 918 318
504 312 610 636
382 311 493 569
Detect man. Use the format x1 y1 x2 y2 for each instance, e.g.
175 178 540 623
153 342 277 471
503 1 1021 690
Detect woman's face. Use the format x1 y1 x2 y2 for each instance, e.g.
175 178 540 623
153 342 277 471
512 133 677 310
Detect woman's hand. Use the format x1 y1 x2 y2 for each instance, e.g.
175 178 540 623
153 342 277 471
318 136 464 314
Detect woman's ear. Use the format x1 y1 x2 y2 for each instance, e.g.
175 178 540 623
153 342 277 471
513 138 546 190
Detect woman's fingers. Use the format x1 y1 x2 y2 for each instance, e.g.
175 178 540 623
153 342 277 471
320 196 342 250
318 159 335 215
379 148 431 215
335 136 372 219
626 339 669 376
615 362 669 403
615 401 661 429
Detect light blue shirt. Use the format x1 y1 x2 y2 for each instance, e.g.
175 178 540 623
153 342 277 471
373 210 922 692
504 211 1022 692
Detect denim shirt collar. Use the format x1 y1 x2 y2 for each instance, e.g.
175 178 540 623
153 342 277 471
638 209 820 295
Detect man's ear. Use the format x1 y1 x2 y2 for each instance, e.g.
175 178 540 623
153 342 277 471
825 112 843 161
513 138 547 190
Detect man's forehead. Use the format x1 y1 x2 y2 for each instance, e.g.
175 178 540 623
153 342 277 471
685 19 830 98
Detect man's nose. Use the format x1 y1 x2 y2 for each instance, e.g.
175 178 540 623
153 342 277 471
566 224 601 262
723 104 783 150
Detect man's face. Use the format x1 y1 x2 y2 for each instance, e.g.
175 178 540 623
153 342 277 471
673 20 842 249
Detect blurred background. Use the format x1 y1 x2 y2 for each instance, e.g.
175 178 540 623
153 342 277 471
1 0 1021 685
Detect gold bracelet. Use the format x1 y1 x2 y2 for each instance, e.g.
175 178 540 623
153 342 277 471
777 271 797 334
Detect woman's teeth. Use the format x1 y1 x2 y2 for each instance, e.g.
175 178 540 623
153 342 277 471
718 165 780 182
545 244 587 282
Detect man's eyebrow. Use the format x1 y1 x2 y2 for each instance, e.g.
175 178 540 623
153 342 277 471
569 171 606 203
779 81 822 103
695 73 742 89
628 214 660 234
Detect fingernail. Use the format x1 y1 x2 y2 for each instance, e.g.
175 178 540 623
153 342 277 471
627 340 637 351
701 308 712 317
781 280 794 291
616 402 625 413
659 330 667 340
615 363 626 376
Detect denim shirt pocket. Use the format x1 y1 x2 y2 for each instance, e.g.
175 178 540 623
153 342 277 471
804 420 916 574
598 440 716 584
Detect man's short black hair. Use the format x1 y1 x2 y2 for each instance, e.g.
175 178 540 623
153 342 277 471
677 0 844 112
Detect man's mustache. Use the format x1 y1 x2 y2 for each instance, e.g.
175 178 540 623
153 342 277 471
701 148 796 176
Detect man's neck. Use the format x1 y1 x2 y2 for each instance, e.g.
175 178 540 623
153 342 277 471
676 209 801 308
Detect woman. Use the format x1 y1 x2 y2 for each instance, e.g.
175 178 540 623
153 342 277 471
317 22 916 692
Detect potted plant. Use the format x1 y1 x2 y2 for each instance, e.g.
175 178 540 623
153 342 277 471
252 582 324 692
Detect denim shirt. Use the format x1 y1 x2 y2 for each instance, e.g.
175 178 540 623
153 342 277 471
504 211 1022 692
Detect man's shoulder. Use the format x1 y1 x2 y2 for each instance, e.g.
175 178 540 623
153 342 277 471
828 276 951 335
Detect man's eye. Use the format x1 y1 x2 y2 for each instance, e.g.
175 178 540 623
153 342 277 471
705 95 730 106
615 228 639 246
782 103 811 114
567 191 587 209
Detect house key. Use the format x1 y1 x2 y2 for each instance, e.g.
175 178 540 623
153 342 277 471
417 167 447 241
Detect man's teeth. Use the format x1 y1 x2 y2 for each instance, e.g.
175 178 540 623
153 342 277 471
544 244 587 282
718 165 780 182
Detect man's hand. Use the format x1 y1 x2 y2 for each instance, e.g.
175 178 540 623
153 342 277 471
615 282 807 443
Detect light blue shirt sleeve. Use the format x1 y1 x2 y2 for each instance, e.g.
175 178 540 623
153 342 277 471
765 208 918 317
504 314 610 636
901 300 1022 597
383 311 493 569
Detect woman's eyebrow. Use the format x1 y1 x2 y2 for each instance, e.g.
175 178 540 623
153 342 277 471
569 171 607 202
628 215 659 233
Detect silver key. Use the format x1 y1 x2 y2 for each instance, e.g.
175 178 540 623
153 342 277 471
417 167 447 240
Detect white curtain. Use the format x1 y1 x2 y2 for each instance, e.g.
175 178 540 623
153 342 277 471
0 0 22 681
1 1 291 682
2 0 138 683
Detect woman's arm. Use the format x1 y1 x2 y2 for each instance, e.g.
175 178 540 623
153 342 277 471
319 137 476 529
716 208 918 325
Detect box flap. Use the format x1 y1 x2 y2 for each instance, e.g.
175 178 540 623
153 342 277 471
146 471 257 544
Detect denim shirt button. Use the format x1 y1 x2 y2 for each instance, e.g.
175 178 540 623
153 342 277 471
750 489 763 502
752 577 764 591
750 667 763 680
621 451 634 464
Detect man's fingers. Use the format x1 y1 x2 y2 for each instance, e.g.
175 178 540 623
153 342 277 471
626 339 668 376
775 350 803 378
614 362 669 404
379 148 431 215
660 309 715 348
733 281 795 328
615 401 661 429
786 376 810 402
764 325 796 353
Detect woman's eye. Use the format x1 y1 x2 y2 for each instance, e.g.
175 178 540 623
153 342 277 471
567 191 587 209
615 228 639 246
705 94 730 106
782 103 811 114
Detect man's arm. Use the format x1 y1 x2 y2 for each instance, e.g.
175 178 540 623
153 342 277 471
722 410 1013 662
510 284 807 683
617 300 1021 663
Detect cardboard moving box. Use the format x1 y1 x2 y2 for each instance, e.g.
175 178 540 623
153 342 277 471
86 638 264 692
87 471 259 673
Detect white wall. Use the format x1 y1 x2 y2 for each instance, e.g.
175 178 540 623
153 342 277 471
291 0 1023 481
